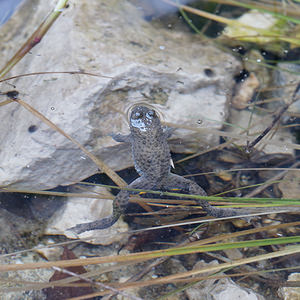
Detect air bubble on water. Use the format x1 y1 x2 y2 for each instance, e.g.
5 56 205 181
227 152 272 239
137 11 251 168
47 238 55 244
15 259 23 265
197 120 202 125
51 107 55 110
236 191 242 197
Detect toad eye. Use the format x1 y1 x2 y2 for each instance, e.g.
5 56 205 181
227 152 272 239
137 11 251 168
146 110 155 119
134 111 143 119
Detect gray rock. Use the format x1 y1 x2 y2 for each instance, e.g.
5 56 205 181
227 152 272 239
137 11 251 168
0 252 51 300
186 260 265 300
278 273 300 300
273 63 300 115
0 206 42 253
226 109 295 155
0 0 241 190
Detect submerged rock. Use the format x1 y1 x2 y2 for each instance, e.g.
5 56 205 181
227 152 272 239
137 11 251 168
278 273 300 300
186 260 265 300
45 186 129 245
0 0 241 190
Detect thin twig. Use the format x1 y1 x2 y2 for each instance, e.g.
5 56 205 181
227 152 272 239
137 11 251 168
0 0 69 78
245 161 300 198
0 71 113 83
246 104 290 152
247 85 300 152
52 266 143 300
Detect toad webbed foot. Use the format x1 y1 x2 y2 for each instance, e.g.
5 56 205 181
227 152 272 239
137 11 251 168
67 176 156 234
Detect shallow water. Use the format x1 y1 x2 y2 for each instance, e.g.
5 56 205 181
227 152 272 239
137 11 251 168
0 1 299 299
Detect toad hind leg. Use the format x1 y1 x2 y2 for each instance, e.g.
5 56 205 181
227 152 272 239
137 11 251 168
162 173 239 218
68 199 123 234
69 177 154 234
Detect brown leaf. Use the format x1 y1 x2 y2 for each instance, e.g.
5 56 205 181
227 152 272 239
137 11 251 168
43 246 94 299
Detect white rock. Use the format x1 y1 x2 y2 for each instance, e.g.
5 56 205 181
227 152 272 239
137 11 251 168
222 9 288 45
278 273 300 300
0 0 241 190
186 260 265 300
209 278 265 300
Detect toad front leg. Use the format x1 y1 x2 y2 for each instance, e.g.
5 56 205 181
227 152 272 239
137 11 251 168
69 176 155 234
110 133 131 143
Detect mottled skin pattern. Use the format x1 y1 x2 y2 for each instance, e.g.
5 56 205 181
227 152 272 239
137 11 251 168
70 106 239 234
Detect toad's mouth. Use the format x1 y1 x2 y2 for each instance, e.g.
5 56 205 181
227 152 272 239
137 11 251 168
131 117 151 132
